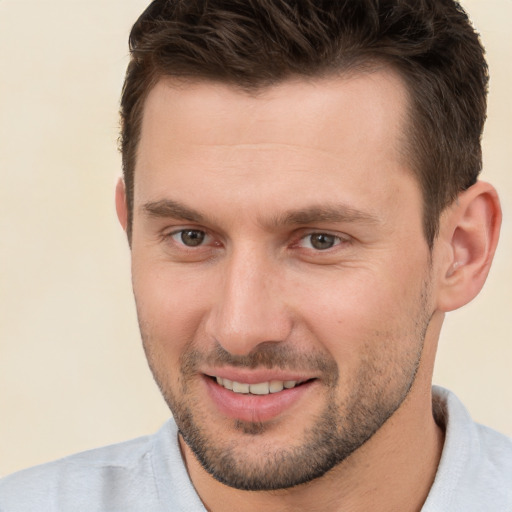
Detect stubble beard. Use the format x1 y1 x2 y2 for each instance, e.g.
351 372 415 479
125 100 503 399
139 283 432 491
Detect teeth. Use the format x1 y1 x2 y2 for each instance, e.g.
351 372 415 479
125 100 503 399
249 382 270 395
215 377 299 395
232 381 250 393
269 380 284 393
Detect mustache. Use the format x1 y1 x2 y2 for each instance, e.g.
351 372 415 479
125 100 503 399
181 342 339 382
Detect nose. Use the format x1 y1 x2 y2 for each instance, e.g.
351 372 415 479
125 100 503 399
205 247 293 356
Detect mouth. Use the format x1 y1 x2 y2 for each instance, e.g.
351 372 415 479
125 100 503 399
209 375 310 395
203 372 318 423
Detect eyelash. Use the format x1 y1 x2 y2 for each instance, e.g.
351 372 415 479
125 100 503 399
296 232 345 251
165 228 349 253
165 229 220 254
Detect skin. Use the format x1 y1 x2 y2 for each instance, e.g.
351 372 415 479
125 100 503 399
116 69 501 511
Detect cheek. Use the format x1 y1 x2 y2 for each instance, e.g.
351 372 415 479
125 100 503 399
291 264 426 360
132 258 211 353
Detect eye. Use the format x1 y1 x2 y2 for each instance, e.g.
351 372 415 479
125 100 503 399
171 229 208 247
299 233 341 251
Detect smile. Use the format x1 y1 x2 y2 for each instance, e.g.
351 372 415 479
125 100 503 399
204 373 318 422
213 376 303 395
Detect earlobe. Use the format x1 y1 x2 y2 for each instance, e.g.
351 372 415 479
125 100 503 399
115 178 128 232
436 181 501 312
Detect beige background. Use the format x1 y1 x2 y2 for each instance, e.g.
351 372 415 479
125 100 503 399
0 0 510 476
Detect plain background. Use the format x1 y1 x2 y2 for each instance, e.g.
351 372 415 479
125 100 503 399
0 0 511 476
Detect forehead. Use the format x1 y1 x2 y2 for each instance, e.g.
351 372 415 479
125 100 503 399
139 70 409 157
134 71 417 224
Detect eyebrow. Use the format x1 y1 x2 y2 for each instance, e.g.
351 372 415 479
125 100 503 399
273 205 380 227
142 199 380 227
143 199 206 223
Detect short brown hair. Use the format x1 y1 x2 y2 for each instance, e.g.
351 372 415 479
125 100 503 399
120 0 488 247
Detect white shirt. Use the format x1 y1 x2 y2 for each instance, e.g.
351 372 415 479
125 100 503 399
1 387 511 511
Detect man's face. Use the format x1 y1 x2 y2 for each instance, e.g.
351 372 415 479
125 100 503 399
128 71 437 490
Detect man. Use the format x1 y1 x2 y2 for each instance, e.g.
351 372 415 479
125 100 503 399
1 0 511 510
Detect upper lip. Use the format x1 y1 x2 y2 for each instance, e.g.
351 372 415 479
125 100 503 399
203 368 316 384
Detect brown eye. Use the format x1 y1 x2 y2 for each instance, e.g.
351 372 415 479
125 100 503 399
177 230 206 247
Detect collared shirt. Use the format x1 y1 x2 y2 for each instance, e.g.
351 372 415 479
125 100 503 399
1 387 511 511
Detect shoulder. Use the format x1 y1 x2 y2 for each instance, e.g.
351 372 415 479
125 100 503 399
424 387 512 511
0 427 161 512
435 386 512 469
473 420 512 480
0 419 206 512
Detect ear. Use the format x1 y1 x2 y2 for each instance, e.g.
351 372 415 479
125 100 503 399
115 177 128 232
436 181 501 312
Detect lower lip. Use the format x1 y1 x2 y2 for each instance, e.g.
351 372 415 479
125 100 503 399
203 376 316 423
